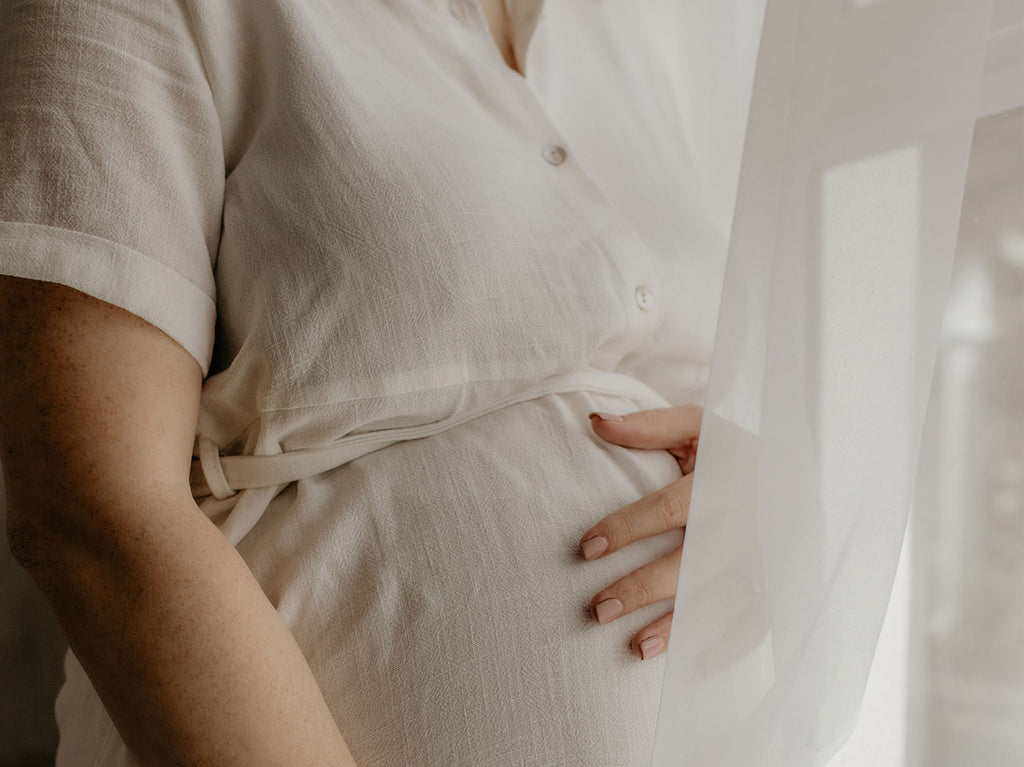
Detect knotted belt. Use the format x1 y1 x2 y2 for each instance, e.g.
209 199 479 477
190 368 669 501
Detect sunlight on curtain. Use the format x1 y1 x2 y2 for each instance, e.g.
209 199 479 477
836 102 1024 767
652 1 997 765
907 103 1024 767
827 531 911 767
835 7 1024 766
818 145 918 591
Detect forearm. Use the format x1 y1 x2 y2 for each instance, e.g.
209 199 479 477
14 493 355 767
0 279 352 764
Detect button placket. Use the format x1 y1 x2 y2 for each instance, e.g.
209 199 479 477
596 224 662 346
443 5 659 340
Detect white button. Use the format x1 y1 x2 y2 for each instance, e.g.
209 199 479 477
541 144 567 166
752 577 766 595
634 285 655 311
450 0 466 20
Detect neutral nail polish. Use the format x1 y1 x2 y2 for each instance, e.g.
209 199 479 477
639 636 665 660
580 536 609 560
594 598 624 623
589 411 624 422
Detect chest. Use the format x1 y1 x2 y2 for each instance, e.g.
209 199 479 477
476 0 520 73
205 0 725 401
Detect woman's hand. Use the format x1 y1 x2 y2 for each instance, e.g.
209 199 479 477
579 405 703 661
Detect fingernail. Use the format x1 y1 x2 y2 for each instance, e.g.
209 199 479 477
639 636 665 660
594 598 624 623
580 536 609 560
589 411 624 422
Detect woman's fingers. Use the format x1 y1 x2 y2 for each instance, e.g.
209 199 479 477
581 404 701 660
630 611 674 660
589 545 681 625
579 474 692 560
589 405 702 470
588 547 680 660
587 542 680 661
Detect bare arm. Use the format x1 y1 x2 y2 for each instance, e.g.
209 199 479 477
0 277 355 766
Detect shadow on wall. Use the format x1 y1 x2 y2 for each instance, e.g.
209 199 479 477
0 467 67 767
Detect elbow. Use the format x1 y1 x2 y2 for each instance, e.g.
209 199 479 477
5 490 93 576
6 486 195 578
5 500 52 573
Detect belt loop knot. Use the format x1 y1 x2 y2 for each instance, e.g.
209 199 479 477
198 435 236 500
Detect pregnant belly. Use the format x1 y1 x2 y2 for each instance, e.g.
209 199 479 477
236 391 685 767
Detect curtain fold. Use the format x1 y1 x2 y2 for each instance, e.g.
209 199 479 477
652 1 1002 764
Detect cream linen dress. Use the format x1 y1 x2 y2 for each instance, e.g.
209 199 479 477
0 1 727 764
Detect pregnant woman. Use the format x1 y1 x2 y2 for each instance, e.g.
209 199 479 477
0 1 726 764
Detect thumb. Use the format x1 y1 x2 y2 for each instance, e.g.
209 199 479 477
588 405 703 465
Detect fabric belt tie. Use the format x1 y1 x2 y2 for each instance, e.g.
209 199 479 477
190 369 669 500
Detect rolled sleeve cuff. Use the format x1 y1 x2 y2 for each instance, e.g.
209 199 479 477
0 221 216 375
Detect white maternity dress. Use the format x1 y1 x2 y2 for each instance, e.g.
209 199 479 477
0 1 728 764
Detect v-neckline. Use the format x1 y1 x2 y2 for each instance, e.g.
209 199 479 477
474 0 545 79
478 0 521 74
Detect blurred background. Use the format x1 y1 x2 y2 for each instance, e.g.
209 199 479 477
832 105 1024 766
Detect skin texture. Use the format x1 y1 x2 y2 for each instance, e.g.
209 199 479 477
0 277 355 767
580 407 703 660
478 0 521 74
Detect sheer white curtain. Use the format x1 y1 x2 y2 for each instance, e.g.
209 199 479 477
653 1 1023 765
905 106 1024 767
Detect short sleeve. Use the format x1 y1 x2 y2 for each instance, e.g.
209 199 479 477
0 0 224 374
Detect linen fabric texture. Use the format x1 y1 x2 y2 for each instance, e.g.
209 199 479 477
0 1 727 765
